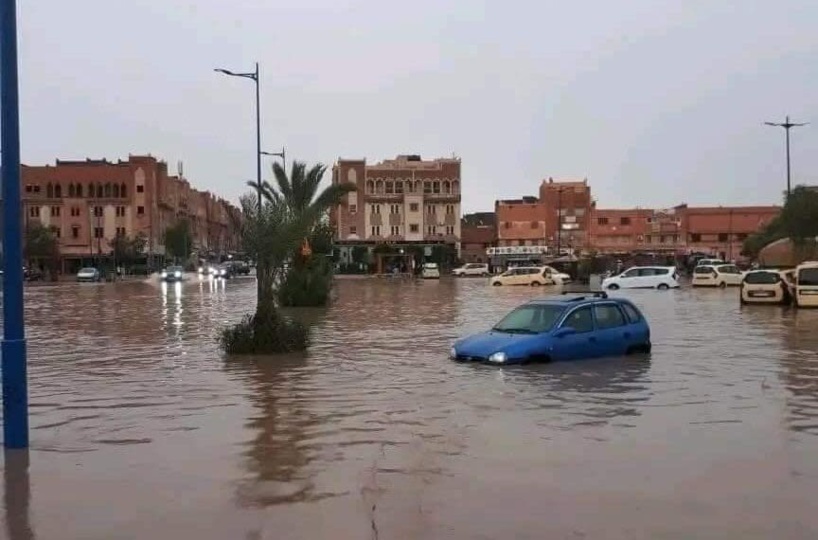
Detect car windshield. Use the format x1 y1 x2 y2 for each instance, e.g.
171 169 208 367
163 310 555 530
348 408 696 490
79 268 95 273
798 267 818 286
492 304 566 334
167 266 183 272
694 266 715 274
744 271 779 284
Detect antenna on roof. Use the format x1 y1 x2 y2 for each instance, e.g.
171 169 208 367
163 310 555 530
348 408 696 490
177 161 184 178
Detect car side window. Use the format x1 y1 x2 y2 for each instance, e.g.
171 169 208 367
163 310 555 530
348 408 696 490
562 307 594 333
622 269 639 278
638 268 656 276
594 304 627 329
620 303 642 324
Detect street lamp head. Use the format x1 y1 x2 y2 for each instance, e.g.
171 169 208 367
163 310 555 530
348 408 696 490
214 68 236 76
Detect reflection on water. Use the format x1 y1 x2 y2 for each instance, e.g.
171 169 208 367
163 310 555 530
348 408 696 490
3 450 34 540
2 278 818 538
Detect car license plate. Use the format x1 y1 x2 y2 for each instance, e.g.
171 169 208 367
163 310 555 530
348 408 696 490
749 291 774 297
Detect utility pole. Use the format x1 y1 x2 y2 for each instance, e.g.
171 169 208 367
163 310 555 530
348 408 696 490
765 116 808 198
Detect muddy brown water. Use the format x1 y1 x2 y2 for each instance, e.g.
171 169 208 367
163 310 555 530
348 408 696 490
1 277 817 539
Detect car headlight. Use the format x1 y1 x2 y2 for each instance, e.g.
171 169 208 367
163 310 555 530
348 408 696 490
220 269 226 275
449 347 457 359
198 267 204 274
488 351 507 364
174 271 182 278
160 272 167 278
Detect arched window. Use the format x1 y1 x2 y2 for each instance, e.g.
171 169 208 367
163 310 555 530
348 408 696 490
414 180 422 193
443 180 451 194
54 183 62 198
452 180 460 193
120 183 127 198
375 179 384 194
46 183 54 198
433 181 440 194
423 181 432 194
104 182 112 198
385 180 394 194
112 184 120 198
76 183 84 198
68 183 76 198
366 180 374 194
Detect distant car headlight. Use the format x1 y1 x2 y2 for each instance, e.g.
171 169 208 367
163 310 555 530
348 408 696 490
198 267 204 274
219 269 226 276
174 271 182 278
488 351 507 364
449 347 457 359
160 271 167 278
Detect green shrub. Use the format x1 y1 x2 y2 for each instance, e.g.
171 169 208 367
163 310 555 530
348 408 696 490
277 257 334 307
220 311 309 355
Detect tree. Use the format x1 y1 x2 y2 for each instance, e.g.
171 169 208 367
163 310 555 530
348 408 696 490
164 220 193 262
110 232 147 268
24 223 59 269
251 161 356 307
742 186 818 259
220 193 317 354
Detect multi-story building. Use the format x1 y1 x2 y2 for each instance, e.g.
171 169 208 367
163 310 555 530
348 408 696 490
21 155 241 272
495 197 545 247
540 178 593 251
331 154 461 248
460 212 496 263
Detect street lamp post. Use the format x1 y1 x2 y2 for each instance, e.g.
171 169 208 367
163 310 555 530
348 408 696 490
1 0 28 448
765 116 808 198
215 63 263 300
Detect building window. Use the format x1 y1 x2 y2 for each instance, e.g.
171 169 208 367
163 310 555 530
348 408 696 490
530 221 539 229
349 204 357 214
390 204 400 215
136 185 145 193
25 185 32 193
93 206 103 217
424 182 432 194
370 226 381 236
70 207 80 217
76 184 83 197
120 183 127 198
50 226 61 238
395 182 404 194
433 181 440 194
620 217 631 225
718 233 728 242
445 204 454 215
386 181 394 194
116 227 126 237
736 233 748 241
116 206 126 217
370 204 381 215
409 203 419 212
690 233 701 242
426 205 436 215
50 206 61 217
597 217 609 225
427 226 435 235
446 226 454 235
504 222 510 229
94 227 104 239
71 226 79 239
575 208 585 217
28 207 40 218
645 235 652 244
410 224 419 233
672 234 679 243
137 206 145 215
349 226 357 235
391 226 400 236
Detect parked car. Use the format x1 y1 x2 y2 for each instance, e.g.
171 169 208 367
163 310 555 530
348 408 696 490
601 266 680 290
421 262 440 279
490 266 558 287
160 265 185 282
696 258 726 267
740 269 792 305
692 264 744 288
542 265 573 284
793 261 818 308
450 292 651 365
76 267 101 283
230 261 251 276
452 263 489 277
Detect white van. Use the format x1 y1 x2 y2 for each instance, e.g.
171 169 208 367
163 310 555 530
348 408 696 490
601 266 680 290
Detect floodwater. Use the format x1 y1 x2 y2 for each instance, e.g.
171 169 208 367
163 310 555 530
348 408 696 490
1 277 818 539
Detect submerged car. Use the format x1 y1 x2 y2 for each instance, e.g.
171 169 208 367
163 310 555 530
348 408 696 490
76 267 101 283
421 263 440 279
450 292 651 365
740 269 792 305
602 266 680 290
160 265 185 282
692 264 744 288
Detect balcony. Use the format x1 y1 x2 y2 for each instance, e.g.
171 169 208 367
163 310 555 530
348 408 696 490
423 192 460 201
365 192 403 202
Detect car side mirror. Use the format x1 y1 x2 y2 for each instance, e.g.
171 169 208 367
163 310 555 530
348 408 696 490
553 327 577 338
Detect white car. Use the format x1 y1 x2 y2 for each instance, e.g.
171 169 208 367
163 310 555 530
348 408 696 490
421 263 440 279
692 264 744 288
696 258 726 267
542 265 572 284
452 263 489 277
602 266 680 290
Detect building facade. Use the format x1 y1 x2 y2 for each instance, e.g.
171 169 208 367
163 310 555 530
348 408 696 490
331 154 461 247
22 155 241 271
460 212 496 263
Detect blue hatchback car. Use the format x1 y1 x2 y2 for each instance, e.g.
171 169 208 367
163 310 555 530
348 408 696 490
450 293 651 365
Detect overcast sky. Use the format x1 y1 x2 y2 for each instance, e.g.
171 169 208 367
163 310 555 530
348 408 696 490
17 0 818 212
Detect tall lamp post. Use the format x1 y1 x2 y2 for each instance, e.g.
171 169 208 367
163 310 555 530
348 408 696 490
765 116 808 198
215 63 262 299
555 188 563 256
1 0 28 448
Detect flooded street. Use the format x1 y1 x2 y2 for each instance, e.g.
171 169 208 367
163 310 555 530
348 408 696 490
2 277 818 539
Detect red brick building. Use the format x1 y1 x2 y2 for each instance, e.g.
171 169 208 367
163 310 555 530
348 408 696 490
539 178 593 251
495 196 545 247
21 155 241 272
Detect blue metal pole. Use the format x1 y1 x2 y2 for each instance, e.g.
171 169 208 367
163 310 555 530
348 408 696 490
1 0 29 449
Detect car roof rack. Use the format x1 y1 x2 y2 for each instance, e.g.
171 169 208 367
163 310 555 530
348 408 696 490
560 290 608 300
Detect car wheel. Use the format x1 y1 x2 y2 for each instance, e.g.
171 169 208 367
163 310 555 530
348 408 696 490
531 281 542 287
719 281 727 289
657 283 669 290
607 283 620 290
492 282 502 287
